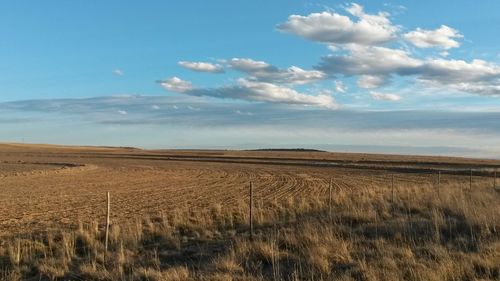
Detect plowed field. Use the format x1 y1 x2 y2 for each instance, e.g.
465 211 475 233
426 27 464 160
1 143 498 236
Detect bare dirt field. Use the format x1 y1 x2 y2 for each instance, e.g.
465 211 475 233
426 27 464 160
1 143 497 236
0 143 499 280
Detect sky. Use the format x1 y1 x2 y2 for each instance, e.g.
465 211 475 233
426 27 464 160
1 1 500 157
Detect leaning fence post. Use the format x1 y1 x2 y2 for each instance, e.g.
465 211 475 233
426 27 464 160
104 191 110 262
249 181 254 240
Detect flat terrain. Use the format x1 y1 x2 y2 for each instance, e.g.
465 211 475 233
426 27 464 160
1 143 500 280
1 143 498 236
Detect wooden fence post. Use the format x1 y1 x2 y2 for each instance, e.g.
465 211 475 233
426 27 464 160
494 170 497 190
104 191 110 262
249 181 254 240
391 174 395 206
329 177 333 219
437 171 441 197
469 169 473 190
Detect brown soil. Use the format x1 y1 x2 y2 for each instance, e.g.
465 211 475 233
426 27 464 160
0 143 498 236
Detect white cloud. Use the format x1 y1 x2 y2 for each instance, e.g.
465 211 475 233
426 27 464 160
439 51 450 57
317 44 422 76
157 3 500 108
187 105 200 111
334 80 346 93
414 59 500 95
157 77 193 93
151 105 160 110
317 44 500 95
178 61 224 73
118 110 128 115
235 110 253 116
328 45 340 52
228 58 325 85
113 69 124 76
404 25 463 49
228 58 270 72
229 79 338 108
370 91 401 101
357 75 386 88
418 59 500 84
159 77 337 109
447 82 500 96
277 3 398 45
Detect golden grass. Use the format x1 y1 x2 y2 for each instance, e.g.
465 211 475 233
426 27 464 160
0 177 499 281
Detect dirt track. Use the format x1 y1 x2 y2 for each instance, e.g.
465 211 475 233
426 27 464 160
0 143 497 236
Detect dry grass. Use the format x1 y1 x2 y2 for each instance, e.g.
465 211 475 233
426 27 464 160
1 178 499 280
0 145 499 280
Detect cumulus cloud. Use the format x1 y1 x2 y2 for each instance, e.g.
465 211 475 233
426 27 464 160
449 82 500 96
419 59 500 96
157 77 193 93
178 61 225 73
317 44 500 95
357 75 387 89
404 25 463 49
159 77 337 109
413 59 500 95
277 3 398 45
370 91 401 101
228 58 325 85
113 69 124 76
157 3 500 107
417 59 500 84
316 44 421 76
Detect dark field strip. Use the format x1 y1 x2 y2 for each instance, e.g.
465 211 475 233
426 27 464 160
2 150 500 176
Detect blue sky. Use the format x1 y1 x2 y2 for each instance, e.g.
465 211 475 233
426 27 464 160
1 1 500 157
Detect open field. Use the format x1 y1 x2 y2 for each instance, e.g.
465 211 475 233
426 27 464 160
0 143 499 280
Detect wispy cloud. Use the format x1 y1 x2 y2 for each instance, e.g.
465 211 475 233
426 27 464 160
113 69 124 76
2 96 500 131
2 96 500 157
157 77 193 93
158 78 337 109
227 58 325 85
370 91 402 101
334 80 347 93
178 61 225 73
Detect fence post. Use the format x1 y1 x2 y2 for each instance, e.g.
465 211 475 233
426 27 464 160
494 170 497 190
391 174 395 206
470 169 473 190
249 181 254 240
329 177 333 219
437 171 441 197
104 191 110 263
